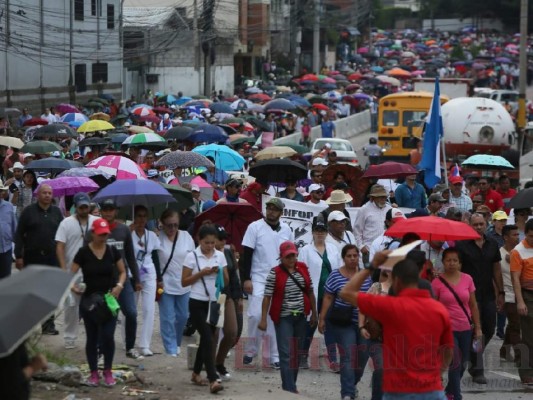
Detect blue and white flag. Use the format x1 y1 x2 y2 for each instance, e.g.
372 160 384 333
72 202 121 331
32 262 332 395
418 78 444 188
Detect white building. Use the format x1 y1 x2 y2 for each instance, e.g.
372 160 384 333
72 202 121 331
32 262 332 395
0 0 123 110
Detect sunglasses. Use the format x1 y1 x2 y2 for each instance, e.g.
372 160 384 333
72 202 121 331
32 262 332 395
164 223 179 229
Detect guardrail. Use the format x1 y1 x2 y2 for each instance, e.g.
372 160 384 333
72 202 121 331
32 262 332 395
272 110 371 146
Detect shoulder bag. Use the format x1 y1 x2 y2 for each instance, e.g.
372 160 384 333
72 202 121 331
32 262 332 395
438 276 474 329
155 233 179 302
363 283 383 341
327 271 353 326
194 252 225 327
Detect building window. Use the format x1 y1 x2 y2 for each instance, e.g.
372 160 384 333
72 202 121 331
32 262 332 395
107 5 115 29
92 63 108 83
74 0 84 21
91 0 96 16
75 64 87 92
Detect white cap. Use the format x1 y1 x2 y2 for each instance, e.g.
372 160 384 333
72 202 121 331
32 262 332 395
23 153 34 159
10 162 24 171
52 151 61 157
164 113 170 119
328 210 348 222
325 143 332 149
390 209 406 220
312 157 328 166
191 184 200 192
308 183 324 192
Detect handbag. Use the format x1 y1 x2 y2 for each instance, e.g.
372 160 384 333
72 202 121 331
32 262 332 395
156 233 179 302
194 252 222 327
438 276 474 329
81 292 113 324
328 304 353 326
363 283 383 341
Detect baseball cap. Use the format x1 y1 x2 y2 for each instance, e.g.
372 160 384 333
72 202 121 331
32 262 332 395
386 208 406 221
328 210 347 222
492 210 508 221
23 153 34 159
279 241 298 258
73 192 91 207
312 216 328 231
100 198 117 209
191 184 200 192
428 193 446 203
265 197 285 211
147 169 159 178
449 176 464 185
308 183 324 193
52 151 61 157
92 218 111 235
311 157 328 166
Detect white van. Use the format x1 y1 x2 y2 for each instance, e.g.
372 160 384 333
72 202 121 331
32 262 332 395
474 89 518 112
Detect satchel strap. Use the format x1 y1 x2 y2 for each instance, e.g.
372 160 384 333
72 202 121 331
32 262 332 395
161 233 179 277
279 264 309 299
438 276 473 326
193 251 212 299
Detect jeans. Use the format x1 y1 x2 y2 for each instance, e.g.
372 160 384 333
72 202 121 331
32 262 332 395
81 308 117 372
158 292 189 355
367 339 384 400
304 298 337 363
0 250 12 279
470 300 496 377
118 279 138 351
446 330 472 400
383 391 446 400
189 298 218 382
329 323 368 399
274 314 307 393
518 289 533 381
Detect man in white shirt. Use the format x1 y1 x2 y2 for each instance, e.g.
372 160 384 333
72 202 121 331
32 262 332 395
41 108 58 124
326 211 356 254
369 208 405 261
55 193 98 349
353 184 391 264
241 197 294 368
307 184 328 207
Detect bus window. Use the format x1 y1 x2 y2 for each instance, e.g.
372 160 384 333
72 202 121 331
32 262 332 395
382 110 399 126
402 111 427 127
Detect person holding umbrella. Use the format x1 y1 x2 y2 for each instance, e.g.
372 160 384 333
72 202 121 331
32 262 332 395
71 218 127 387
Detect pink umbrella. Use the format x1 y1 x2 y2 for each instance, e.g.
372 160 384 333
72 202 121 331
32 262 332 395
132 107 155 117
411 70 426 76
34 176 100 197
56 104 80 114
321 77 336 84
190 175 215 202
357 47 369 54
86 155 147 180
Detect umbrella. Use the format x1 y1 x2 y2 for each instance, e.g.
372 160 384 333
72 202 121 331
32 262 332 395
217 124 238 135
33 123 77 139
86 155 147 180
60 113 89 124
0 136 24 149
321 164 367 206
386 67 411 78
155 150 214 169
89 112 111 121
461 155 514 170
0 108 21 118
192 143 245 170
165 126 193 141
123 184 194 219
78 137 110 147
92 179 175 208
22 118 49 127
26 157 83 174
255 146 297 161
152 106 173 114
508 188 533 209
301 74 319 81
109 133 129 145
128 125 154 134
20 140 62 154
57 167 114 187
77 120 115 133
195 203 263 252
495 57 512 64
130 103 153 111
362 162 418 179
249 159 308 183
209 102 235 115
186 124 228 143
323 91 342 101
230 136 256 146
282 143 309 154
248 93 272 102
385 216 480 241
264 99 297 112
312 103 330 112
0 266 75 357
122 132 168 150
245 87 263 94
35 176 100 197
138 115 161 124
55 104 80 114
230 99 254 110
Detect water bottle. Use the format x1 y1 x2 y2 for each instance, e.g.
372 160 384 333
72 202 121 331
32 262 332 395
472 338 482 353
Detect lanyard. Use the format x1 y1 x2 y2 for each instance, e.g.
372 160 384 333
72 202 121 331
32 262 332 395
77 216 88 239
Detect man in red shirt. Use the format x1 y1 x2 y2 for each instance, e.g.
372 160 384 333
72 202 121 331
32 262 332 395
496 174 517 214
472 177 504 213
340 253 454 399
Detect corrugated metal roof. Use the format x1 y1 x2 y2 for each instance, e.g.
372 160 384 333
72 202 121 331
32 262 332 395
123 7 179 28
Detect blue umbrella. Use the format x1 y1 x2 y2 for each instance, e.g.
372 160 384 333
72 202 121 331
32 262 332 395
193 144 245 170
110 133 129 144
209 102 236 115
167 94 177 104
286 95 311 107
174 96 192 105
264 98 297 112
92 179 176 208
461 155 514 170
370 66 384 73
319 83 338 90
186 124 228 143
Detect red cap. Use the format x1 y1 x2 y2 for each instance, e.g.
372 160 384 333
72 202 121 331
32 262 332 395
449 176 464 185
92 218 111 235
279 241 298 258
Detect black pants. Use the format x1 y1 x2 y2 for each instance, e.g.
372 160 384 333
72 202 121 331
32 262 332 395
189 298 218 382
81 308 117 372
0 250 13 279
470 300 496 376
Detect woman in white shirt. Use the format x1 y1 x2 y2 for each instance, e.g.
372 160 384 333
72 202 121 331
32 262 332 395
131 206 161 357
182 224 228 394
298 217 342 369
157 209 195 357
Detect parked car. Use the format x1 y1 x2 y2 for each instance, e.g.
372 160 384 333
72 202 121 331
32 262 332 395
309 138 359 166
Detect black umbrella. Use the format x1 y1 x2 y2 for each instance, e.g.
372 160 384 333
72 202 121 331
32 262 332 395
33 123 77 139
217 124 238 135
249 159 308 183
508 188 533 210
78 137 110 147
26 157 83 174
0 266 75 357
165 126 193 141
264 98 297 112
20 140 62 154
209 102 235 115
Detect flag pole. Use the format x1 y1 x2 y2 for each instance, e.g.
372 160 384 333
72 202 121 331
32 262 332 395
441 137 448 187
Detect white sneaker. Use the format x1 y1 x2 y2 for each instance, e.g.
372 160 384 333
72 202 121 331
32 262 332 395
126 349 144 360
176 346 181 356
166 353 177 357
64 340 76 349
139 348 153 356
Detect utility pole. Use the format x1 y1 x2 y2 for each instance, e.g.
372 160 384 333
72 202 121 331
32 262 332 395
68 0 75 104
193 0 201 95
312 0 320 73
517 0 528 135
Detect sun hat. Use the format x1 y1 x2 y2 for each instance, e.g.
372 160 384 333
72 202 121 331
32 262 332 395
368 184 388 197
0 180 9 191
92 218 111 235
9 162 24 172
279 241 298 258
326 190 352 204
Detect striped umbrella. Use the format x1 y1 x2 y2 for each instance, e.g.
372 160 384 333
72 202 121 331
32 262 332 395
131 107 155 117
60 113 89 124
86 155 147 180
122 132 168 150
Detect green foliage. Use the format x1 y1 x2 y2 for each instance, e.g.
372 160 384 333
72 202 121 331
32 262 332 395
375 7 411 30
450 45 465 60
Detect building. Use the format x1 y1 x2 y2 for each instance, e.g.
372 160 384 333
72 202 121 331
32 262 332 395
0 0 123 110
123 0 238 98
381 0 420 12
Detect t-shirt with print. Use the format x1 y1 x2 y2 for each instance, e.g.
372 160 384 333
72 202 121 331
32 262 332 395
431 273 475 332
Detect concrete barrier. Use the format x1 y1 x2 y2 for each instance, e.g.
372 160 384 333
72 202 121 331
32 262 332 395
272 110 371 146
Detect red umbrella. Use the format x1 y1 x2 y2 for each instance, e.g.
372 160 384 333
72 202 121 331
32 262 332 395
248 93 272 102
385 216 480 241
348 72 363 81
23 118 49 127
152 106 173 114
301 74 319 81
312 103 330 111
138 115 161 124
362 162 417 179
345 83 361 91
194 203 263 252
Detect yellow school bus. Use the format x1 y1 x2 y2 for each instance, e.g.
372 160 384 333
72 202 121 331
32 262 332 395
378 92 449 159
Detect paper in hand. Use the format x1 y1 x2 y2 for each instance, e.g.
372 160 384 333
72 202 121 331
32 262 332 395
380 240 424 270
